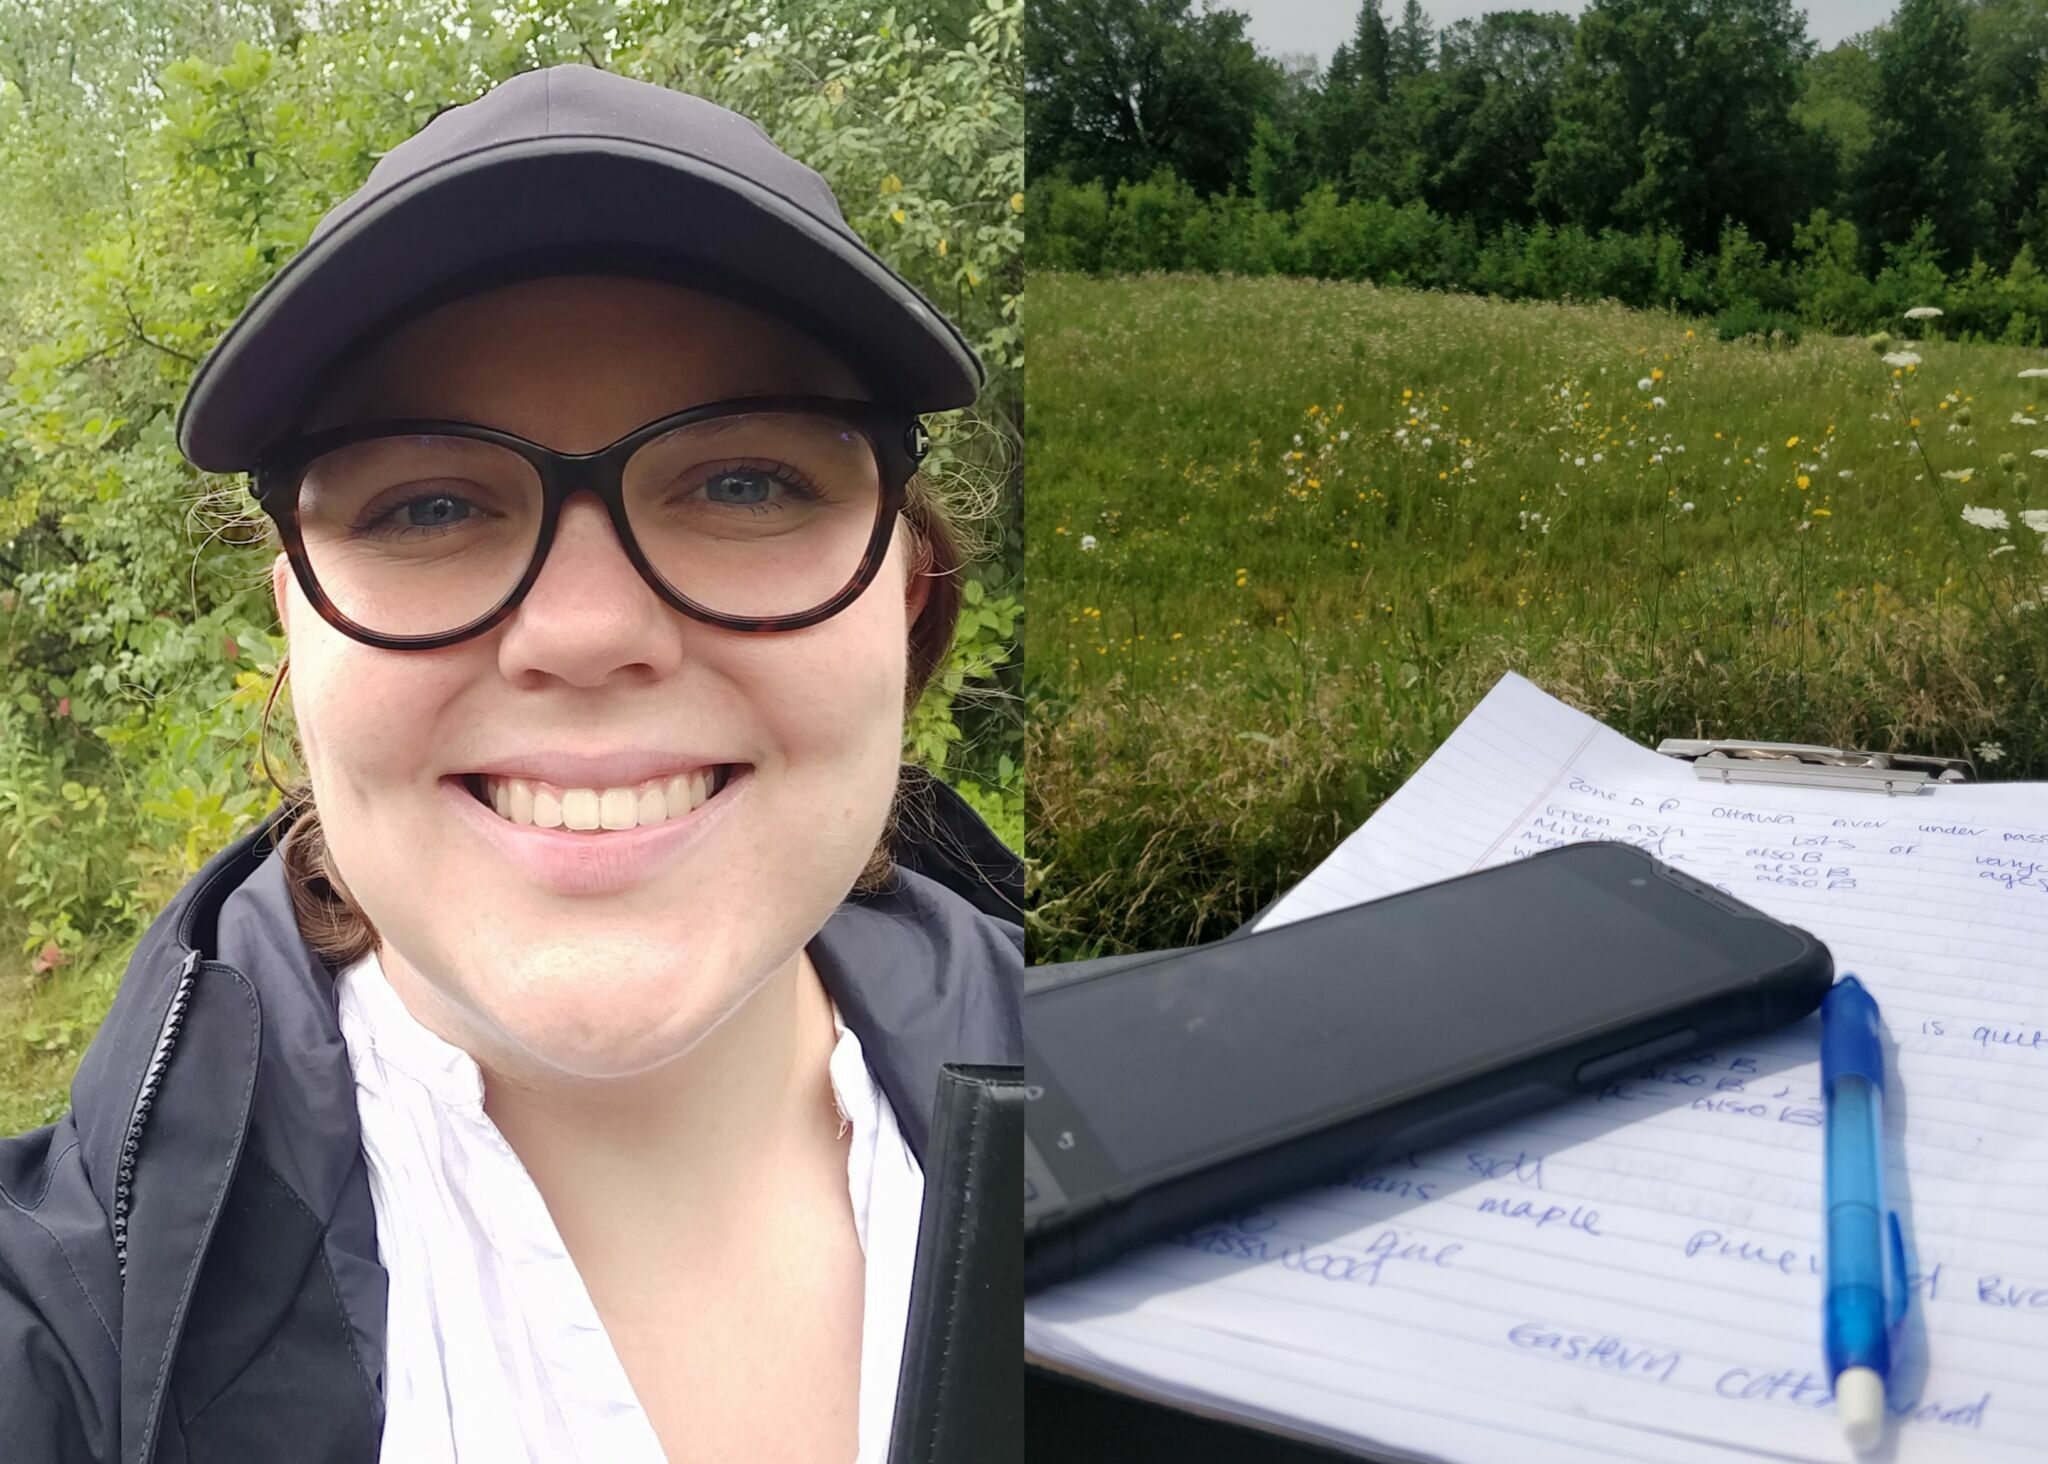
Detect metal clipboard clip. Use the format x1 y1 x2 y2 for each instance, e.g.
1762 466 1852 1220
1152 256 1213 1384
1654 739 1975 797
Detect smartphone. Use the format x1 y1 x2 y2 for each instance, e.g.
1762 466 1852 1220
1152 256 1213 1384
1023 840 1832 1291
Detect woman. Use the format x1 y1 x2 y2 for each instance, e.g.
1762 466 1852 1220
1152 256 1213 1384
0 64 1020 1464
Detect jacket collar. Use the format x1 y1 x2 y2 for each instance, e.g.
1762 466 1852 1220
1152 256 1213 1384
67 778 1019 1461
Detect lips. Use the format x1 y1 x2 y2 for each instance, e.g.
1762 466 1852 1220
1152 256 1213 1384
441 764 751 897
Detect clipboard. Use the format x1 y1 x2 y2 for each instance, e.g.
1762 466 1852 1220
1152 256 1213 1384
1023 728 1979 1463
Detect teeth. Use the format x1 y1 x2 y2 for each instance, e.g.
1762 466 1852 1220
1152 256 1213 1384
475 769 725 833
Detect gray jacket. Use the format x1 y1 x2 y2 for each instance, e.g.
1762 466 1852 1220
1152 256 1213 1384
0 784 1020 1462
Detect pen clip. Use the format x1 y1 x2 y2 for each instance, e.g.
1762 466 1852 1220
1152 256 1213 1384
1885 1209 1910 1334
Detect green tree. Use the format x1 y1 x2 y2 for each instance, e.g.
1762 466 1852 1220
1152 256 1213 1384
1417 9 1574 231
1857 0 1998 269
1534 0 1819 256
1313 0 1391 188
1025 0 1277 195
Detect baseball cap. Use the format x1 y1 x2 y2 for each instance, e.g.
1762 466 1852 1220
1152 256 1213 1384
175 63 983 474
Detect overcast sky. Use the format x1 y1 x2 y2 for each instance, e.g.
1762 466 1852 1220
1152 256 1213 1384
1230 0 1891 65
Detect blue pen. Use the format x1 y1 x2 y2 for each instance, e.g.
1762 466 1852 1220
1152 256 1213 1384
1821 975 1908 1452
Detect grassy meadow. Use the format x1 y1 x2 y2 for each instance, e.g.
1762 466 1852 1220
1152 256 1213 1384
1027 271 2048 960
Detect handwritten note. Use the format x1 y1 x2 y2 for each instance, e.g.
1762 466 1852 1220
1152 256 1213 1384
1025 673 2048 1463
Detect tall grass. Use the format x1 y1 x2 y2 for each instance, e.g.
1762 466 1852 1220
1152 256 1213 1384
1028 272 2048 959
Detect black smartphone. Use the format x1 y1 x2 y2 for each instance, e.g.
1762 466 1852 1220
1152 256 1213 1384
1023 840 1832 1291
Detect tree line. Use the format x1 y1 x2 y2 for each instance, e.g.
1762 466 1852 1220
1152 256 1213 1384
1027 0 2048 334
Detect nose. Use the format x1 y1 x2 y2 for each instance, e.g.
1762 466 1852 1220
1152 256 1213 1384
493 491 686 688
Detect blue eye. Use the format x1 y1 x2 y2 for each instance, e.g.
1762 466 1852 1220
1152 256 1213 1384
403 494 474 527
703 470 777 506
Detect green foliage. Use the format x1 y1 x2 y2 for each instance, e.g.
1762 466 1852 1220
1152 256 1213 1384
1030 168 2048 340
0 0 1021 1029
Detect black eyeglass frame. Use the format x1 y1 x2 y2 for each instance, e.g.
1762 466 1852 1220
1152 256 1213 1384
249 395 931 651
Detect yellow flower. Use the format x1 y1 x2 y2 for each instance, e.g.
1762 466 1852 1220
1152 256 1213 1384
936 238 948 257
1009 192 1025 214
1909 417 1921 428
1402 388 1413 399
1684 328 1695 339
890 208 906 225
1308 404 1321 415
1812 507 1831 517
1651 368 1664 381
1797 475 1810 489
881 174 904 195
1054 525 1068 535
1938 400 1947 410
1785 435 1799 448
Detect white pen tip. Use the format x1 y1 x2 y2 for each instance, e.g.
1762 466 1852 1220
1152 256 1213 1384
1836 1367 1886 1452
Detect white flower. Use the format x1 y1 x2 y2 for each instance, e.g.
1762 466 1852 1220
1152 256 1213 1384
1592 453 1604 463
1293 434 1303 446
1882 351 1922 368
1079 533 1098 552
1838 469 1853 479
1339 430 1350 442
1904 306 1944 321
1942 468 1975 483
1961 505 2010 530
2019 368 2048 379
2033 449 2048 459
1421 437 1433 449
1681 501 1695 512
1560 387 1572 398
1652 396 1667 409
1977 742 2006 763
2013 414 2039 425
1574 455 1586 467
1991 543 2017 556
2022 509 2048 534
1395 429 1408 441
1461 457 1474 470
1636 377 1653 392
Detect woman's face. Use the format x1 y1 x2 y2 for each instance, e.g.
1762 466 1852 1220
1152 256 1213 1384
277 276 921 1079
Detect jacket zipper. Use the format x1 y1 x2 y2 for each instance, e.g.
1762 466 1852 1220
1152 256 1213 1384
113 948 202 1281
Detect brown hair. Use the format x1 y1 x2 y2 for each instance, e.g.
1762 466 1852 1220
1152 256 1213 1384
263 474 969 967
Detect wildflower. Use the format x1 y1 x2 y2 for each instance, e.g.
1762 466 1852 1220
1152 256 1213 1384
1592 453 1604 464
1961 505 2010 530
1652 396 1666 409
1054 525 1068 534
1785 436 1800 448
1574 455 1586 467
1079 534 1098 552
1812 507 1831 517
1977 742 2006 763
1838 469 1853 479
1462 457 1474 470
1651 368 1664 382
1991 543 2017 556
1636 377 1653 392
1684 329 1695 339
2013 414 2038 425
1339 430 1351 442
1904 306 1944 321
2019 368 2048 380
2022 509 2048 534
1680 501 1695 512
1293 434 1303 446
1882 352 1922 369
1942 468 1975 483
1797 475 1811 489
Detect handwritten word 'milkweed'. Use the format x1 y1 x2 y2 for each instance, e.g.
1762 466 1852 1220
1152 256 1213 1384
1507 1324 1679 1382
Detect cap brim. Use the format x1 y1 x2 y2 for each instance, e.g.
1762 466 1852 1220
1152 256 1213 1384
176 137 983 473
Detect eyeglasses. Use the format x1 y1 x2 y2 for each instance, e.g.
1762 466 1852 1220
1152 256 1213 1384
249 396 930 650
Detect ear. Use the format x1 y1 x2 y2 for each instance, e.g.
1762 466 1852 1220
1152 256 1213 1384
904 550 932 629
271 553 292 634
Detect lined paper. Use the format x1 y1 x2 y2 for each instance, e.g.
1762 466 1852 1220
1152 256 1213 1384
1026 673 2048 1463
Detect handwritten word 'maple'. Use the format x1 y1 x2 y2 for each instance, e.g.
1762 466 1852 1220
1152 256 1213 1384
1507 1323 1679 1382
1478 1196 1601 1234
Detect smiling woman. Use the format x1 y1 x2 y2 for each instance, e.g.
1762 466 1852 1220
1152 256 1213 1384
0 64 1020 1464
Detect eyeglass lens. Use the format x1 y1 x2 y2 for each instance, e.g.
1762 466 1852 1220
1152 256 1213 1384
291 412 885 637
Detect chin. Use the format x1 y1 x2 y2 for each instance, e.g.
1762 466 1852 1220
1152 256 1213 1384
458 928 790 1080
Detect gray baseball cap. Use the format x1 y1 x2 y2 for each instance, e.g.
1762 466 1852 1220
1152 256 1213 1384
175 63 983 473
